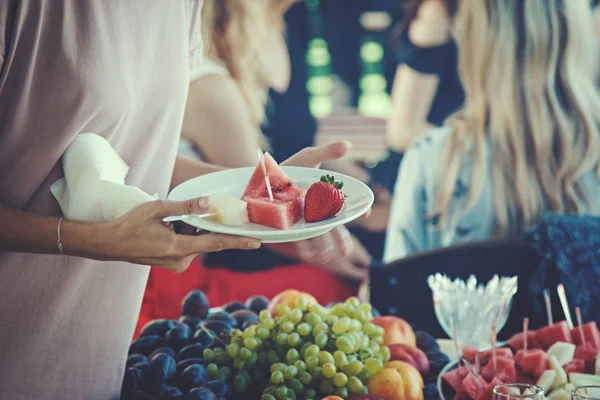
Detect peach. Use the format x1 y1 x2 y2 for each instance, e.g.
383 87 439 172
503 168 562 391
372 316 417 347
267 289 318 315
367 369 405 400
320 397 343 400
384 360 424 389
389 343 430 375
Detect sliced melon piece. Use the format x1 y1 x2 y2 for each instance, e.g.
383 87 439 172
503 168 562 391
596 354 600 375
547 342 576 366
550 355 568 389
569 372 600 388
562 383 574 395
208 195 249 227
537 370 557 394
548 388 570 400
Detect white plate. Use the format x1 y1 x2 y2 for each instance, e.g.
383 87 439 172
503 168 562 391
168 166 374 243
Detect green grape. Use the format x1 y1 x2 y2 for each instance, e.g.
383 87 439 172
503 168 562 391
308 304 328 317
294 360 306 372
296 323 311 337
359 302 372 314
311 366 323 380
261 395 276 400
322 362 336 378
203 348 215 362
220 366 233 378
244 338 259 350
295 296 309 311
276 304 291 315
379 346 391 362
230 329 242 337
291 378 303 393
217 371 227 383
336 336 355 354
259 309 272 322
226 343 240 358
320 379 335 395
334 350 349 368
348 376 363 393
313 322 329 335
267 350 280 364
357 368 371 383
298 371 312 385
286 349 300 363
264 386 277 395
345 296 361 308
318 351 335 366
271 370 284 384
326 315 340 326
361 335 370 350
289 309 303 324
284 365 298 380
306 388 316 399
332 317 350 334
353 309 368 323
331 304 347 317
365 357 383 374
240 347 253 360
276 386 288 399
350 319 362 332
258 351 268 365
233 358 246 371
305 312 322 326
334 387 349 398
214 351 230 365
373 325 385 336
207 363 219 377
234 374 247 393
333 372 348 387
305 355 319 371
287 332 301 347
281 321 295 334
342 360 364 376
258 327 271 340
275 332 289 345
347 354 358 362
263 318 276 330
248 351 258 367
271 363 287 373
304 344 320 358
367 341 380 353
372 335 384 345
315 332 328 348
243 326 257 339
288 388 297 400
362 322 376 336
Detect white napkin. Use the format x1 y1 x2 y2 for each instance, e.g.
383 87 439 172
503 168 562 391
51 133 156 222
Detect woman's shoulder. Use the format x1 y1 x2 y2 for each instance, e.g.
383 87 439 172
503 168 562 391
189 58 230 82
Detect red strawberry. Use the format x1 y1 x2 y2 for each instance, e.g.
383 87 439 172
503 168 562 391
304 175 345 222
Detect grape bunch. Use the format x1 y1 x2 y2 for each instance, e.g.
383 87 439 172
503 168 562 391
207 296 390 400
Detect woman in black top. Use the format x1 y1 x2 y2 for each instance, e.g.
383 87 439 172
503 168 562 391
371 0 464 193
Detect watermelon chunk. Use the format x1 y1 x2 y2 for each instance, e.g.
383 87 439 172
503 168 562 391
479 348 514 365
476 377 503 400
536 322 574 350
453 390 471 400
459 373 487 400
574 343 599 360
443 366 470 393
564 359 586 374
572 322 600 349
242 153 294 199
244 197 303 230
481 357 517 383
508 331 540 351
520 349 550 379
462 346 479 364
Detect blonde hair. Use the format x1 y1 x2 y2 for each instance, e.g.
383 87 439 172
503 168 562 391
434 0 600 236
201 0 270 147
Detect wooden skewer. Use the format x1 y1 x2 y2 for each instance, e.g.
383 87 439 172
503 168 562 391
463 359 484 391
475 351 481 376
576 307 587 350
523 318 529 354
557 284 574 329
451 315 462 366
490 317 498 373
544 289 553 326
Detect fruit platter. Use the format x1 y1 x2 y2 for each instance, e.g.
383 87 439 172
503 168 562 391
167 153 374 243
122 289 450 400
438 317 600 400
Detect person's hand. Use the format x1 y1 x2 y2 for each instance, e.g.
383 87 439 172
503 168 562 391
100 198 261 273
313 236 371 282
282 141 352 169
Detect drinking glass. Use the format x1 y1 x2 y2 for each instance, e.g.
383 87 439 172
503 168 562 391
492 383 544 400
572 385 600 400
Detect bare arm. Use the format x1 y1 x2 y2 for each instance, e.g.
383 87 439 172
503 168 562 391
386 0 452 152
171 156 226 191
181 75 260 168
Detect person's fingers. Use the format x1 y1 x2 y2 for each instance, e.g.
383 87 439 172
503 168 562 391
294 237 322 263
177 233 261 255
351 241 372 268
359 209 372 220
316 232 336 264
335 261 369 281
330 227 354 258
282 141 352 168
152 198 211 218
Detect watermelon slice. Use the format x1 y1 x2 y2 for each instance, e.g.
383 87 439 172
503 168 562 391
244 197 303 230
443 366 470 393
476 377 503 400
481 357 517 383
536 322 574 350
519 349 550 379
242 153 293 199
453 390 471 400
574 343 599 360
459 373 487 400
479 348 514 365
508 331 540 351
564 359 586 375
572 322 600 349
462 346 479 364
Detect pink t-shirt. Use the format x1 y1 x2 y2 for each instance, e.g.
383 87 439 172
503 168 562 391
0 1 203 398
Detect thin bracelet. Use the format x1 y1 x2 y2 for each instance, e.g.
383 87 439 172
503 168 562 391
57 217 64 256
